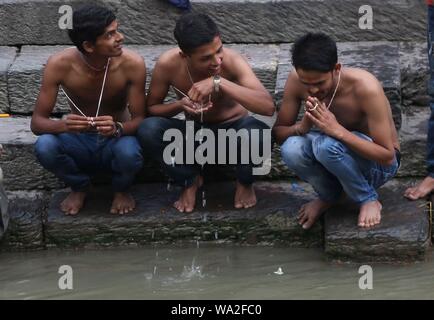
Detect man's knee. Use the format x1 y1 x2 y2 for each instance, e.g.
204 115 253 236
280 136 311 169
34 134 61 167
312 135 347 163
137 117 169 147
113 137 143 172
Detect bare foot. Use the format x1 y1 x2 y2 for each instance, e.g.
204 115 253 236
60 191 86 215
358 200 382 228
110 192 135 214
404 176 434 200
234 181 257 209
173 176 203 213
298 198 332 229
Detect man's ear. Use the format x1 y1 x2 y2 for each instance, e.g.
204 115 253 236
82 41 95 54
179 50 188 59
335 63 342 73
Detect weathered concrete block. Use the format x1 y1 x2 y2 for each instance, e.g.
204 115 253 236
0 47 17 113
0 191 46 250
398 107 430 178
8 44 279 115
275 42 402 128
44 181 323 248
400 42 430 108
7 46 70 114
324 180 431 263
0 0 426 46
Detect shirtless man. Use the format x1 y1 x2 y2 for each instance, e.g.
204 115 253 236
404 1 434 200
272 33 400 229
138 13 274 213
31 4 146 215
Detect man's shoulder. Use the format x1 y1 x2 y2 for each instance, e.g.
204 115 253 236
118 48 145 69
46 47 76 68
348 68 383 97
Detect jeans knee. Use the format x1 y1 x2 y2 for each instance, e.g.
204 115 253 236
113 138 143 172
34 134 61 167
280 136 310 169
312 135 346 163
137 117 167 148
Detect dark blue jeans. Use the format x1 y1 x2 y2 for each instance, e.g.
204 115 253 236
137 116 269 187
427 5 434 177
35 133 143 192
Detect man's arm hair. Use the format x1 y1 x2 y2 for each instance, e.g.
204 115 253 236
30 55 68 135
272 72 302 144
221 51 275 116
123 52 146 135
146 57 183 117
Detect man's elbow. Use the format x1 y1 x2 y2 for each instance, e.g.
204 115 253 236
380 151 396 166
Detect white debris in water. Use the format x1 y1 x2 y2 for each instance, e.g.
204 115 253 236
153 265 157 275
274 267 284 275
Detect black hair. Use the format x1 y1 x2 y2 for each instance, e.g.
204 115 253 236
174 12 220 54
291 33 338 72
68 4 116 53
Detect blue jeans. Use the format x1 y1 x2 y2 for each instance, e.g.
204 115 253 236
427 5 434 177
137 116 269 187
35 133 143 192
281 131 400 205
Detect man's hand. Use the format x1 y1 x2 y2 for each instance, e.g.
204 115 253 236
180 97 213 117
305 97 344 139
187 77 213 103
65 114 91 133
93 115 117 136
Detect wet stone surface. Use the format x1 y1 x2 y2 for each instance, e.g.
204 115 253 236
324 180 431 263
44 181 323 249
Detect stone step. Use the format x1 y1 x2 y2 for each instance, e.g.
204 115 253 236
0 112 430 191
1 181 323 250
2 41 428 118
6 44 279 114
0 0 425 46
2 180 431 264
324 179 431 263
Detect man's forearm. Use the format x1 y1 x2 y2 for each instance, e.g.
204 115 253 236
147 101 182 118
30 116 67 135
220 78 275 116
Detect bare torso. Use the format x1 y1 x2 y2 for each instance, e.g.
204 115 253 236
296 68 400 150
59 48 134 122
164 48 248 124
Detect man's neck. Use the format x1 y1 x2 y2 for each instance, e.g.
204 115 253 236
79 51 109 72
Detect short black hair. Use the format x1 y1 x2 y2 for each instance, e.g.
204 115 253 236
68 4 116 53
291 33 338 72
174 13 220 54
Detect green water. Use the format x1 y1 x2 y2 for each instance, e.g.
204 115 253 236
0 245 433 300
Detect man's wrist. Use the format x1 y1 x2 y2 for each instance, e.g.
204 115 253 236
112 121 123 138
213 75 221 93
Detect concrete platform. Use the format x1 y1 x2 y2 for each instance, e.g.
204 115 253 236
0 0 426 46
0 47 17 114
43 181 323 249
1 180 431 264
324 180 431 263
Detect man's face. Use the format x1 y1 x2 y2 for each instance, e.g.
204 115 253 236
186 36 224 76
296 68 338 100
92 20 124 57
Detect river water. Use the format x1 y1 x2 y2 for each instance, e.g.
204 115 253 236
1 245 433 300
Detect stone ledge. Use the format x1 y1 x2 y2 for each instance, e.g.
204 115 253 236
324 179 431 263
7 44 279 114
0 46 17 113
0 190 46 251
0 0 425 46
43 181 322 248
